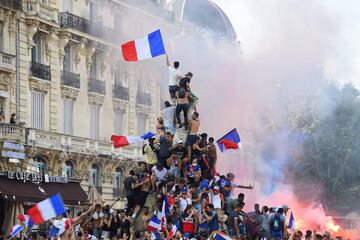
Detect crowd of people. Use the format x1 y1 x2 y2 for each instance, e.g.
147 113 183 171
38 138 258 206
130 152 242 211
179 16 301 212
6 57 348 240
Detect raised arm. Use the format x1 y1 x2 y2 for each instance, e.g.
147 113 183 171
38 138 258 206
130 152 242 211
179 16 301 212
166 54 170 67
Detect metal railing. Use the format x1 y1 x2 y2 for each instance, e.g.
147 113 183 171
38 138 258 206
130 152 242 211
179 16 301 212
30 62 51 81
0 0 22 11
61 70 80 89
88 78 106 95
59 12 115 41
136 91 151 106
113 84 129 100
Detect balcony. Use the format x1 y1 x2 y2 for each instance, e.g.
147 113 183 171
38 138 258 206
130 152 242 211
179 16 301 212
0 0 22 11
23 0 58 22
0 51 16 73
113 85 129 101
61 70 80 89
30 62 51 81
0 123 25 143
59 12 115 42
137 91 151 106
88 78 106 95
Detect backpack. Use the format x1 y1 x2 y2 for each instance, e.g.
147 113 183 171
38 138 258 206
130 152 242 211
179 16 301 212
270 214 283 232
177 88 186 98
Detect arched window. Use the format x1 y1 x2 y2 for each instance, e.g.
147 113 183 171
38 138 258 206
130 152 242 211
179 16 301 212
33 156 46 174
90 164 101 187
114 167 122 189
64 160 74 177
32 33 44 64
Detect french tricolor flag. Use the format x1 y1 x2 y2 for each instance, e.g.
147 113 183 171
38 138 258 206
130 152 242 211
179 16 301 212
216 128 241 152
9 224 23 240
121 29 166 61
213 232 232 240
17 214 34 229
166 222 178 240
111 132 156 148
147 216 161 232
27 194 66 224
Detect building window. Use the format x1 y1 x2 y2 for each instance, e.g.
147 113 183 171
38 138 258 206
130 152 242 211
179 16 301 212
90 164 101 187
63 44 72 72
32 33 44 64
63 0 72 12
31 91 44 129
63 98 73 135
90 2 99 22
64 160 74 177
34 156 46 174
90 104 100 139
90 53 99 79
114 110 124 135
114 167 122 189
137 114 147 135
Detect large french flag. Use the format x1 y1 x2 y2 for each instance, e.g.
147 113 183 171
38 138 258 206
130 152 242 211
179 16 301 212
111 132 155 148
27 194 66 224
121 29 166 61
216 128 241 152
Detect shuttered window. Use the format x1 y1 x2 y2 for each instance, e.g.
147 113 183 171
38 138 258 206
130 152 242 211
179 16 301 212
90 104 100 139
63 98 73 135
137 114 147 135
31 91 44 129
114 110 124 135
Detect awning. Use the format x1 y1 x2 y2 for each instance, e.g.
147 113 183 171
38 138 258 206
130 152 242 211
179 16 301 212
0 177 88 205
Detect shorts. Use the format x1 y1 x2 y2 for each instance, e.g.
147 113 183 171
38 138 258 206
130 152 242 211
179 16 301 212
186 134 198 147
136 191 148 207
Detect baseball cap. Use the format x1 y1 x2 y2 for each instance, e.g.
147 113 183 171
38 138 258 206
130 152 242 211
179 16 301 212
213 186 220 191
181 187 188 193
178 140 184 144
282 205 290 210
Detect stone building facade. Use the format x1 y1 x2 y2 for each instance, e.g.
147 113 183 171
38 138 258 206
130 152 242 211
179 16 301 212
0 0 177 210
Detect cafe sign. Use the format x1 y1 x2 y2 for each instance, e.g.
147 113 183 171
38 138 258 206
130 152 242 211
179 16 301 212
7 171 67 184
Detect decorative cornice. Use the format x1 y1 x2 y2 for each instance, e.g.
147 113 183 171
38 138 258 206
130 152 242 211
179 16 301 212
61 85 80 100
88 92 105 106
113 98 128 111
29 77 51 93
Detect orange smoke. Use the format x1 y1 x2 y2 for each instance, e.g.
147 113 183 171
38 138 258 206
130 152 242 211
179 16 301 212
250 186 359 239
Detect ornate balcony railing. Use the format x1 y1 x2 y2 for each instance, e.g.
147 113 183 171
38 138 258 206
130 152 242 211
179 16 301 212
30 62 51 81
0 0 22 11
0 123 25 143
88 78 106 95
137 91 151 106
61 70 80 89
59 12 115 42
113 85 129 100
0 51 16 72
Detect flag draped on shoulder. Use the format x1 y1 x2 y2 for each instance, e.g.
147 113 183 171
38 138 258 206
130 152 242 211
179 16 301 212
216 128 241 152
121 29 166 61
166 222 178 240
111 132 156 148
27 194 66 224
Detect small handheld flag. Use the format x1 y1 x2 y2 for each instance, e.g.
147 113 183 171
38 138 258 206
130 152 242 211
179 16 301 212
111 132 156 148
288 212 296 231
216 128 241 152
9 224 23 240
121 29 166 61
150 231 161 240
27 194 66 224
17 214 34 229
167 222 178 240
147 216 161 231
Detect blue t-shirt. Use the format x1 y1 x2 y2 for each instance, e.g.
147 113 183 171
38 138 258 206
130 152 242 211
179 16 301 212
187 164 200 178
209 212 219 231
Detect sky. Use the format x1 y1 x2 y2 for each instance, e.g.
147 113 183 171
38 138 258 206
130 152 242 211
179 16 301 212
212 0 360 87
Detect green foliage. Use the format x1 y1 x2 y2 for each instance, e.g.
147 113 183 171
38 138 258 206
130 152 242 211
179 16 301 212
291 83 360 214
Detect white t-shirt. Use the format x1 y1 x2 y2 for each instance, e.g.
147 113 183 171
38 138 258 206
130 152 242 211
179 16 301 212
161 106 176 126
168 66 181 86
179 197 192 212
152 166 168 181
211 193 222 209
